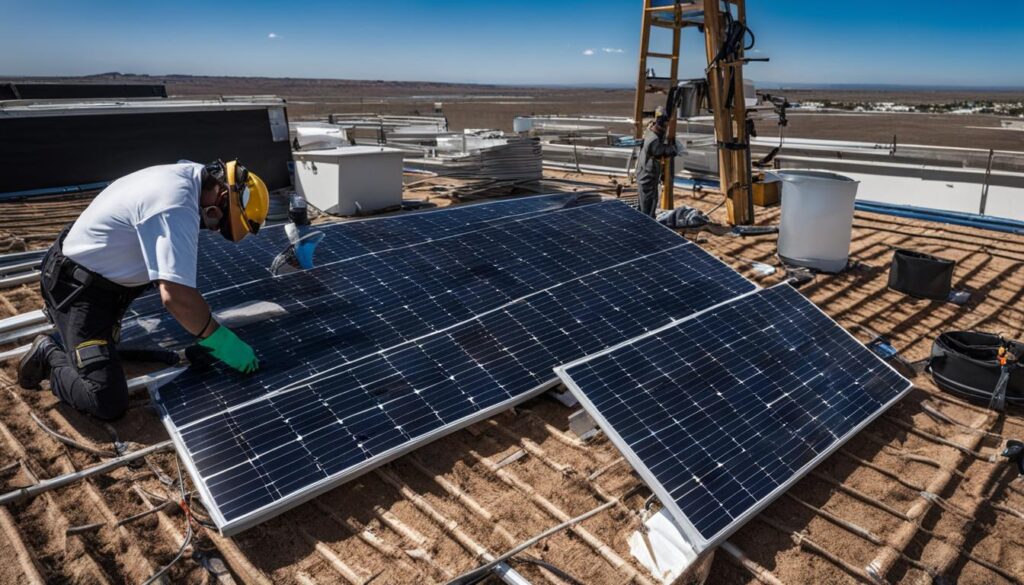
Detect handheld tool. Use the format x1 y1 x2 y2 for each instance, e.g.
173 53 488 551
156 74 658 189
270 194 324 276
849 325 925 379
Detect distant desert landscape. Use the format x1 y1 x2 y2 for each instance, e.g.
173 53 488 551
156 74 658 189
7 74 1024 151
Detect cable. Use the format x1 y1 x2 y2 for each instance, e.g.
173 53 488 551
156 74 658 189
707 1 756 73
142 511 192 584
447 498 620 584
141 456 195 585
705 195 729 216
28 411 116 458
509 555 587 585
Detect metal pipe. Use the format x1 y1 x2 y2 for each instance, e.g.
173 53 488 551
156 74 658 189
0 258 43 276
0 250 47 264
0 181 110 202
445 498 618 585
0 309 47 335
855 201 1024 235
0 271 41 289
0 440 174 506
0 322 54 347
0 343 32 362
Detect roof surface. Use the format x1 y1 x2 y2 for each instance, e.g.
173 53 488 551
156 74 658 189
1 170 1022 584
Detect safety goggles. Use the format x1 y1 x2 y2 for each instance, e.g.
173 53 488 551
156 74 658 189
235 180 261 236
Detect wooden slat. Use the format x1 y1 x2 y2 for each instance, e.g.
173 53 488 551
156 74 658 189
645 2 701 13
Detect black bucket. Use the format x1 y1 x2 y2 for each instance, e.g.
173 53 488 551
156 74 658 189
888 249 954 300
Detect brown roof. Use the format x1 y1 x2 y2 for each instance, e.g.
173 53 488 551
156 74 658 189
1 171 1022 585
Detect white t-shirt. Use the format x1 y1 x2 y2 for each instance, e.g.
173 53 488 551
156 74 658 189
63 163 204 288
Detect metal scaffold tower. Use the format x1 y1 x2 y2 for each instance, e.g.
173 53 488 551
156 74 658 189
633 0 755 225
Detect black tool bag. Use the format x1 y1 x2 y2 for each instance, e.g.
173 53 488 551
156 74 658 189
929 331 1024 405
888 249 955 300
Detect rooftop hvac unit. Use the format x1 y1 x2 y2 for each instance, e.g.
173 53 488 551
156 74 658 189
292 146 405 216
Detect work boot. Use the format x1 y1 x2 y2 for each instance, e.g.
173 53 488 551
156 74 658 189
17 335 57 390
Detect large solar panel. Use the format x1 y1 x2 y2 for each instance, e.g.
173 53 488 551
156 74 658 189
137 198 756 534
555 284 912 554
126 193 586 317
151 202 689 424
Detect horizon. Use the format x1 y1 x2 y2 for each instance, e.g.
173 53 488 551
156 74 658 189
3 73 1024 94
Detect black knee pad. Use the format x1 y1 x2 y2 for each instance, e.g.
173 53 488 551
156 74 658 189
74 340 110 372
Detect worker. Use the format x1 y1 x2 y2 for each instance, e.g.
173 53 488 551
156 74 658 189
636 116 681 217
17 160 269 420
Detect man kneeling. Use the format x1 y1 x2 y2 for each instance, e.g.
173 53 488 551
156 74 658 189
18 160 267 419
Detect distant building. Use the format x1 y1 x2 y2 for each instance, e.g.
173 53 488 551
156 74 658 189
1001 118 1024 131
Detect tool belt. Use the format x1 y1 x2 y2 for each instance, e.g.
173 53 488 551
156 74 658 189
928 331 1024 405
888 249 955 301
41 225 150 318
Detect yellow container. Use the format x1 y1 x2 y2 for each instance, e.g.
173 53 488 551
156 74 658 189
752 174 781 207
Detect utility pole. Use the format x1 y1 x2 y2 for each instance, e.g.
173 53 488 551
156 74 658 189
704 0 754 224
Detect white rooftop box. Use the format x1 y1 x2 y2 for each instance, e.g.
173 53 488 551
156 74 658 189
292 146 405 216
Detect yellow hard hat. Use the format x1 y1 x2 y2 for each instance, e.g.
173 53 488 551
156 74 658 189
222 160 269 243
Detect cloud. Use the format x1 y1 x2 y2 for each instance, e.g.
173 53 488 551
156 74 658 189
601 48 624 54
268 32 279 39
582 49 595 56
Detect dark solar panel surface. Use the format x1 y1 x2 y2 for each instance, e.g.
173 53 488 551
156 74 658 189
150 201 689 424
128 193 584 317
174 242 753 524
146 198 755 531
557 285 911 551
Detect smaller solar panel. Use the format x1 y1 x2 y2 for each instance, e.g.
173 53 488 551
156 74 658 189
555 284 912 553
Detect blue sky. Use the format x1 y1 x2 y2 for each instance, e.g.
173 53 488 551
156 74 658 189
1 0 1021 87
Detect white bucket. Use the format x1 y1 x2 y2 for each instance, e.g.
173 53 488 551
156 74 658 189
772 170 860 273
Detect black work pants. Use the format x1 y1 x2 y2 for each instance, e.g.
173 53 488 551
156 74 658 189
39 231 145 420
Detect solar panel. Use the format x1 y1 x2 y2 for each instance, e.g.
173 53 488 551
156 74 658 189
555 284 912 554
126 193 587 318
139 198 755 534
151 202 689 424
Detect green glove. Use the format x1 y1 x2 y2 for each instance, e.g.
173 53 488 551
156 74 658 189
197 325 259 373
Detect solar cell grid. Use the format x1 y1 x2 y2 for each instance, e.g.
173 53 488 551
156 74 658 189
556 284 912 552
126 192 584 318
171 243 754 526
146 199 756 533
150 201 689 427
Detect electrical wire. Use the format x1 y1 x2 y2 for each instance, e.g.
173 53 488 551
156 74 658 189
705 194 729 217
707 1 756 73
509 555 587 585
141 456 195 585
